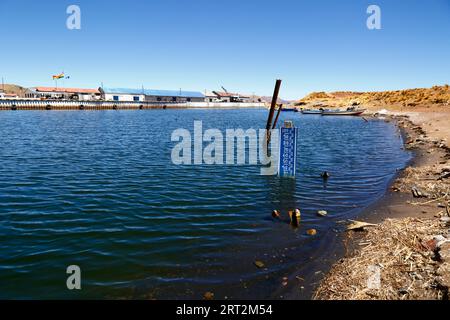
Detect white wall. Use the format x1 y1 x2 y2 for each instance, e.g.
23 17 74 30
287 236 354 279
182 102 266 108
79 94 100 101
104 93 145 102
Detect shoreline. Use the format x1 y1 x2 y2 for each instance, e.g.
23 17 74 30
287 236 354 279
313 111 450 300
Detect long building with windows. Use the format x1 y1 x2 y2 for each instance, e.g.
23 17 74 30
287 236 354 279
26 87 101 100
99 87 205 103
99 88 145 102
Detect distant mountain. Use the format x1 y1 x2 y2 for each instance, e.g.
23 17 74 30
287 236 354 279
258 96 292 105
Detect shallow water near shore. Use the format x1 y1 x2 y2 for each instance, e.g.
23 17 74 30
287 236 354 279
0 109 411 299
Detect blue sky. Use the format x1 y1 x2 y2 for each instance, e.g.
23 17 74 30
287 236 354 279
0 0 449 99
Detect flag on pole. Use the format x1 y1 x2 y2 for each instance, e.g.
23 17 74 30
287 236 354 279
52 73 65 80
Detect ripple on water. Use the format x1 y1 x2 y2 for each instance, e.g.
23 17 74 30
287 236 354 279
0 110 411 299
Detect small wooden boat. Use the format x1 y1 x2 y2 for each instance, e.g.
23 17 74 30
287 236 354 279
321 107 365 116
301 109 323 114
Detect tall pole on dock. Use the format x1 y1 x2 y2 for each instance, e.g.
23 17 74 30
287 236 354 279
266 79 282 145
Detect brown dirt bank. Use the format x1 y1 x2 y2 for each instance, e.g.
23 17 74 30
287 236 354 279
313 111 450 300
296 85 450 112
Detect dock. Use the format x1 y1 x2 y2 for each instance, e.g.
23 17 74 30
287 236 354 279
0 100 265 111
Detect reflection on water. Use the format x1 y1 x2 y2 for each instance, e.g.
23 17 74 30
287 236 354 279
0 110 411 299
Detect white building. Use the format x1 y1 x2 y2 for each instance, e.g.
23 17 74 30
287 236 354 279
204 90 222 102
99 88 145 102
211 91 251 103
0 91 19 100
26 87 101 100
100 87 204 103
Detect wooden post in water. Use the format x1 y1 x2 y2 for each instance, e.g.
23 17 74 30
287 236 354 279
272 104 283 130
266 79 282 145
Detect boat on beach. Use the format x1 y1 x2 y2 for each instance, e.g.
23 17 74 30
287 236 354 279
321 107 366 116
299 106 366 116
301 109 323 114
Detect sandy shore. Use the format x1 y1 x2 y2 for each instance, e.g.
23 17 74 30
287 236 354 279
314 110 450 300
396 111 450 148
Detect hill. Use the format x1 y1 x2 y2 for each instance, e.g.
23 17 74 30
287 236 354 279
296 85 450 111
258 96 291 105
0 84 27 97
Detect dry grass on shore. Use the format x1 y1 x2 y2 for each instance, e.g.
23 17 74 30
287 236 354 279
314 217 449 300
393 165 450 202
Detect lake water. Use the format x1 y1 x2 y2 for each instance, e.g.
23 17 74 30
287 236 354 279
0 109 411 299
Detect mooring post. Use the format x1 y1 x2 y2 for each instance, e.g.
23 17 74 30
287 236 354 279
266 79 282 145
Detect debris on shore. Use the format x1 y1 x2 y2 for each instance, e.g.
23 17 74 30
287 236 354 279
346 220 377 231
391 117 449 213
314 217 449 300
314 114 450 300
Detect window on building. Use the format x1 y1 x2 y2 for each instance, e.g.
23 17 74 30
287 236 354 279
187 98 191 102
113 96 119 101
157 97 162 102
133 96 139 101
172 97 177 102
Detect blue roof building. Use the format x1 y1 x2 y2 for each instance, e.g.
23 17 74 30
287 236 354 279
100 87 205 102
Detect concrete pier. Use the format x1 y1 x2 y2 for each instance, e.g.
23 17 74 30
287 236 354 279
0 100 265 111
